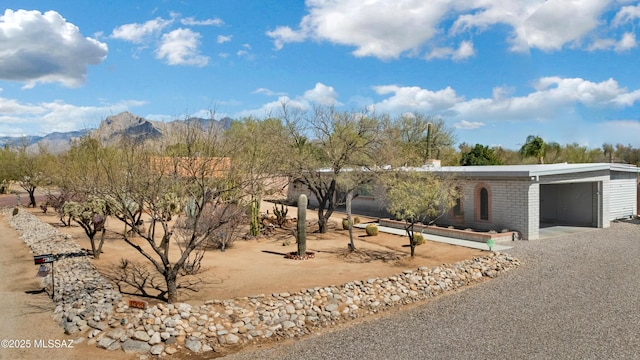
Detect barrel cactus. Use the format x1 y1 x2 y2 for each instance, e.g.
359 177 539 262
365 224 379 236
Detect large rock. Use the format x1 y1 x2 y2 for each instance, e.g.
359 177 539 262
185 337 202 352
96 337 116 349
148 331 162 345
150 344 164 355
121 339 151 353
133 330 150 342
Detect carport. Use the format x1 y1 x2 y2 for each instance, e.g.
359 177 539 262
540 182 600 227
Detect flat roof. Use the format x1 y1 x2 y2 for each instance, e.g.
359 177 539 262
409 163 640 178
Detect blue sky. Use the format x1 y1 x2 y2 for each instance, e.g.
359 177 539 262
1 0 640 150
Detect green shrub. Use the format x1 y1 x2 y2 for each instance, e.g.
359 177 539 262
365 224 378 236
412 233 425 245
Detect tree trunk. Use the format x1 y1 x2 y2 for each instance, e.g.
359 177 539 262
95 228 106 259
318 216 328 233
406 221 416 257
27 189 36 208
89 234 98 259
166 271 178 304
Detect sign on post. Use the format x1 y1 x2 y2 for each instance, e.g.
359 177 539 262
34 254 55 264
33 254 56 299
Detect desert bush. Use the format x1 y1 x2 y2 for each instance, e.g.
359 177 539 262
273 202 289 227
412 233 426 245
365 224 379 236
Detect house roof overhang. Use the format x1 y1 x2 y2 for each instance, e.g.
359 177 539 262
410 163 640 179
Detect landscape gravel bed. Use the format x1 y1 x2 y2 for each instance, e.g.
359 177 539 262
5 208 521 357
223 220 640 360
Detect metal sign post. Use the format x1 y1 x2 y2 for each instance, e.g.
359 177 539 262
34 254 56 299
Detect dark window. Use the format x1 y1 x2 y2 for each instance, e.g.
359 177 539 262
453 197 462 216
480 188 489 220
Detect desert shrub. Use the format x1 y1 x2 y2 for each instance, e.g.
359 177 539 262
412 233 426 245
365 224 378 236
272 203 289 227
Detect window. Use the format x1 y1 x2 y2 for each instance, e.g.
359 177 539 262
452 187 463 217
474 183 491 222
480 188 489 220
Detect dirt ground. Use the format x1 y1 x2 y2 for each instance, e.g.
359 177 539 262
0 189 485 359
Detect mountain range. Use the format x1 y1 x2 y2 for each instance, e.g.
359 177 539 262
0 112 234 153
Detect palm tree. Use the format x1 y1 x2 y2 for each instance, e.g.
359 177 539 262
602 143 614 163
520 135 546 164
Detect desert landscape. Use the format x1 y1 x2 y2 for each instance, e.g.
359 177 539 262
0 189 493 359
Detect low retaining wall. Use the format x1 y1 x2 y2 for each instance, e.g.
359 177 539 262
379 219 517 243
5 208 520 357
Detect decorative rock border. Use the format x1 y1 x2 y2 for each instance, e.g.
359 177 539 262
5 208 520 357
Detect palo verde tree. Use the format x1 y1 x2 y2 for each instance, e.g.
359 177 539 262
9 142 54 207
225 117 289 236
100 123 246 303
384 171 459 257
50 136 124 259
283 105 382 233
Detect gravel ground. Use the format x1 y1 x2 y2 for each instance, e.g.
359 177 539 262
224 220 640 360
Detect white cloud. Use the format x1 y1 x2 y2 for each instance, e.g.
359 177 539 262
266 0 452 58
371 85 463 113
269 0 630 58
266 26 308 50
217 35 232 44
365 77 640 126
588 32 637 52
425 40 475 61
613 4 640 26
616 32 637 51
455 120 485 129
0 97 146 135
111 17 173 43
0 9 108 88
156 28 209 66
235 96 309 119
521 0 609 52
237 83 342 118
180 17 223 26
236 44 254 60
303 83 341 106
253 88 287 96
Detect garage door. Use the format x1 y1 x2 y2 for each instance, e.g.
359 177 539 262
540 182 597 227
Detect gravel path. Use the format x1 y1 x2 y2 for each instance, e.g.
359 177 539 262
224 220 640 360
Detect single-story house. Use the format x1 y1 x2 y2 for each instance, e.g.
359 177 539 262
288 163 639 240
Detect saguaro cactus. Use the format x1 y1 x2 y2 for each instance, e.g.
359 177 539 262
250 197 260 236
297 194 307 256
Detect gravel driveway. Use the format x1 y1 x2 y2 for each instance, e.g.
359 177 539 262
225 220 640 360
